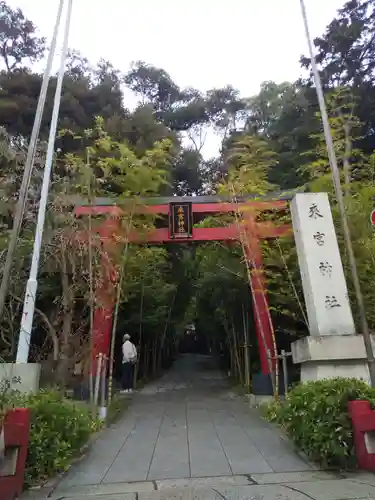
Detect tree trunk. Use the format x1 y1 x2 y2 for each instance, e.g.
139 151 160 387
144 342 149 380
57 242 74 386
231 318 243 385
134 332 142 388
152 338 158 377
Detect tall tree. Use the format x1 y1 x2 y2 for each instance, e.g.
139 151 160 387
125 61 181 112
300 0 375 158
245 81 317 190
301 0 375 87
0 1 45 71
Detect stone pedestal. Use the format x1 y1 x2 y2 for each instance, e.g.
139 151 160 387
291 335 375 384
0 363 41 394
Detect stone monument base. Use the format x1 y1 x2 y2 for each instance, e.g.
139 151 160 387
0 363 41 393
291 335 375 384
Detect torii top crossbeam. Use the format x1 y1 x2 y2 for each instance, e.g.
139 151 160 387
74 192 293 214
74 193 292 379
73 193 293 243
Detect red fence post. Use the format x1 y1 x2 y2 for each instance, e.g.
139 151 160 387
0 408 31 500
349 400 375 470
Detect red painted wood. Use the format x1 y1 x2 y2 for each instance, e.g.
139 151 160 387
244 241 275 375
349 400 375 470
89 218 120 374
92 307 114 373
0 408 31 500
80 202 290 377
75 205 123 216
131 224 291 243
75 223 291 245
74 200 287 217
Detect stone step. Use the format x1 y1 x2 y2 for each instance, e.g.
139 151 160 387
46 470 354 500
46 478 375 500
50 485 308 499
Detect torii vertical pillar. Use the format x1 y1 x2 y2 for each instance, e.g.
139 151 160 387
244 235 277 394
91 218 119 375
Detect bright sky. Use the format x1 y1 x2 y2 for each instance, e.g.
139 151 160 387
8 0 346 156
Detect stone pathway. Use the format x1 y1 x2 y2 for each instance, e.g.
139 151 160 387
32 354 375 499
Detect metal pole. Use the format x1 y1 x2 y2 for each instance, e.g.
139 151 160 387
299 0 375 387
94 353 102 407
16 0 73 363
0 0 65 322
99 356 108 421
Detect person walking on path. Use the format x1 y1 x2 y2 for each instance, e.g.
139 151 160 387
121 334 137 393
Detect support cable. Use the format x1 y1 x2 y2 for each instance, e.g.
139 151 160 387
299 0 375 387
0 0 66 322
16 0 73 363
275 238 309 328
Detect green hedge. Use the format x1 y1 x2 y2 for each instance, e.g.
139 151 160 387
263 377 375 468
7 389 100 486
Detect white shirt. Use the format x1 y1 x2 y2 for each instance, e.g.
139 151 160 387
122 340 137 363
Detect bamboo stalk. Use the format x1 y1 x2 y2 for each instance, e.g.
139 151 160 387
242 303 251 390
158 292 176 371
107 211 134 406
231 318 243 384
134 283 144 388
281 349 288 395
86 151 95 410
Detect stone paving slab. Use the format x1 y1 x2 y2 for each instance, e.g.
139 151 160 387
48 354 372 500
62 487 308 500
155 475 251 490
343 470 375 486
51 481 155 497
56 355 312 492
284 478 375 499
137 485 313 500
147 413 190 480
251 470 342 484
61 495 136 500
28 473 375 500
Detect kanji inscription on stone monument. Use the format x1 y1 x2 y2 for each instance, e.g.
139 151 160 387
291 193 355 336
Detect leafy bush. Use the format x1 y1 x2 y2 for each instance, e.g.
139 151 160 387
8 389 99 486
263 377 375 468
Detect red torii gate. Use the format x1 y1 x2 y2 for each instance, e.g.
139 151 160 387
74 195 291 385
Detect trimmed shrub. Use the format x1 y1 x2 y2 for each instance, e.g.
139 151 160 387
8 389 99 486
263 377 375 468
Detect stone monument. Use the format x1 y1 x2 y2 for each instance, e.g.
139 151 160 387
0 363 40 394
290 192 374 383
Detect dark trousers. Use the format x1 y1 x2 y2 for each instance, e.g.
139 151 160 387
122 362 133 390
